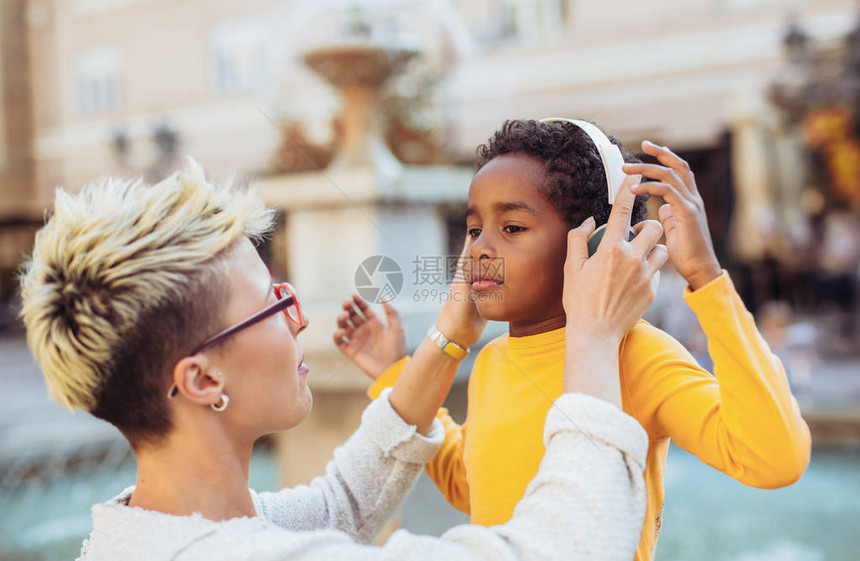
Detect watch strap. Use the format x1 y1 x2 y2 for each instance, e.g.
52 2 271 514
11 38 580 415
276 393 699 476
427 325 470 361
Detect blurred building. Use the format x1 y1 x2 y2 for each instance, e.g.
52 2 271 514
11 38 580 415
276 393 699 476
0 0 37 327
20 1 857 179
11 0 856 295
4 0 858 331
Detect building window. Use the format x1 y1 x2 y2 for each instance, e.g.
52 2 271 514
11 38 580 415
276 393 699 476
209 19 271 93
496 0 568 45
70 0 149 16
499 0 519 41
75 47 121 114
715 0 801 12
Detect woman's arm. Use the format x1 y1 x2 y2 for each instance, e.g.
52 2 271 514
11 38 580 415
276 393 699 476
255 388 445 542
198 393 649 561
367 357 471 513
367 357 471 514
374 393 649 560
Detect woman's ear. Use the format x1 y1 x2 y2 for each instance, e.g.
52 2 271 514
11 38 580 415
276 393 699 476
170 355 223 407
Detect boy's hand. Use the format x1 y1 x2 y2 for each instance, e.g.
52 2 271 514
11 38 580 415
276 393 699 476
564 175 667 345
625 141 722 291
435 234 487 349
334 295 406 381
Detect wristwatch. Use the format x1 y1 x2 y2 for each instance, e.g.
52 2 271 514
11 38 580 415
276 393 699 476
427 325 470 361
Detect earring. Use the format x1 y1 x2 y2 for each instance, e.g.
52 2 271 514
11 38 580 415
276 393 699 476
211 394 230 412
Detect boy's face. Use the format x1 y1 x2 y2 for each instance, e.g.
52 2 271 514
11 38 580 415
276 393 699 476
466 153 571 334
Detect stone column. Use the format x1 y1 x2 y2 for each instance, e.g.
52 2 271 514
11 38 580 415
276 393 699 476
254 166 471 493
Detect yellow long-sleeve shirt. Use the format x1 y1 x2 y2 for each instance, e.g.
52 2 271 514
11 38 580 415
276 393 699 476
368 272 811 561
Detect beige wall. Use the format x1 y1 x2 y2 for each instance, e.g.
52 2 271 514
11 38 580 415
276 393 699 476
28 0 307 199
0 0 36 219
0 0 37 301
445 0 856 152
0 1 6 172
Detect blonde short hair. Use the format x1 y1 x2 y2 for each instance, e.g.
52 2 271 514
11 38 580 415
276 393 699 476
20 161 274 441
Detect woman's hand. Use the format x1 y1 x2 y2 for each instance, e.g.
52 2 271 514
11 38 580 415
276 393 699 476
564 175 667 344
563 176 667 404
625 141 722 291
434 235 487 349
334 295 406 381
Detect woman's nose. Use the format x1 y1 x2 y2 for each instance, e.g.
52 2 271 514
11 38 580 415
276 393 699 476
288 312 309 337
297 310 310 335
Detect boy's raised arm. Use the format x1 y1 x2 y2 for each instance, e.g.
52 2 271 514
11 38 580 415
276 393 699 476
621 278 811 487
626 140 722 291
338 282 474 510
624 142 811 485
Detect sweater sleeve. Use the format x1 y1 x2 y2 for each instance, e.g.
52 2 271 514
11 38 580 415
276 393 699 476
233 394 648 561
623 271 811 488
366 356 471 514
423 409 471 514
255 388 444 543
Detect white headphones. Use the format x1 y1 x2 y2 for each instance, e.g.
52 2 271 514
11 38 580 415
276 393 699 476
538 118 625 205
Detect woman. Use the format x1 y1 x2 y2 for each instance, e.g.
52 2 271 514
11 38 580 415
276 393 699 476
20 161 665 560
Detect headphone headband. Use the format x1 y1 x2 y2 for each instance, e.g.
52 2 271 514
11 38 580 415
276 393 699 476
538 118 625 205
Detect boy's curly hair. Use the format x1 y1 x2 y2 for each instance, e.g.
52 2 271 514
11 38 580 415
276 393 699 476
475 119 648 228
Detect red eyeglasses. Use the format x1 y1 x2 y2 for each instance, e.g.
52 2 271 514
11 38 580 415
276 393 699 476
168 283 305 399
190 282 306 356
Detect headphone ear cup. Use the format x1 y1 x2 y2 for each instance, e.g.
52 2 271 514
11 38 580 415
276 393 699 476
587 224 607 257
587 224 637 257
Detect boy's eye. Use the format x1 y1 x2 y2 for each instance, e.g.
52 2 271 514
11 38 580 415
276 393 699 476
467 227 481 238
504 225 526 234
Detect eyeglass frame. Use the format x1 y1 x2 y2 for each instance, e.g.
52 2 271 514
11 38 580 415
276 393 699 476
167 282 305 399
191 282 305 355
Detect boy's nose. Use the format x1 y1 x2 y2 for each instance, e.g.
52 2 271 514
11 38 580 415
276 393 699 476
469 234 496 260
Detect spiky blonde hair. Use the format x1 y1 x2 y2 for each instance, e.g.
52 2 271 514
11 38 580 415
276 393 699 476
20 161 274 441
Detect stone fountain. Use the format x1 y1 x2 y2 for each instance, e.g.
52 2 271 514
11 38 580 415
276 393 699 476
303 42 416 186
253 7 473 509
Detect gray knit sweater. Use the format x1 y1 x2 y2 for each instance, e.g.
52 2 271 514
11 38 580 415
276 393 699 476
78 388 647 560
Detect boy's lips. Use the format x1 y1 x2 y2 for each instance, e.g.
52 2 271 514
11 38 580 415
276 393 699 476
471 278 503 291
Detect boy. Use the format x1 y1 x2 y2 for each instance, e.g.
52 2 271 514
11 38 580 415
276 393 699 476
334 119 811 561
